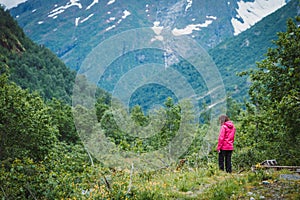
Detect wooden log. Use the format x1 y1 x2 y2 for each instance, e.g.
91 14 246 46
260 165 300 170
252 165 300 172
252 159 300 172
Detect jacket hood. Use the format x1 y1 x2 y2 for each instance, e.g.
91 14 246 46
224 121 234 129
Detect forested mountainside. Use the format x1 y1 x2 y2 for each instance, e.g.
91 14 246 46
209 0 300 100
0 2 299 199
6 0 297 104
9 0 290 71
0 7 75 103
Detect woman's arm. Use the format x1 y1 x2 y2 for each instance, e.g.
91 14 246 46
216 125 225 151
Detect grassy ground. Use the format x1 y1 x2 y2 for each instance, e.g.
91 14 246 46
78 163 300 199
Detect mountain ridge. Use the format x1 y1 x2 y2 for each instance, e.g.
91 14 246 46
0 6 76 103
209 0 300 100
3 0 298 106
9 0 290 70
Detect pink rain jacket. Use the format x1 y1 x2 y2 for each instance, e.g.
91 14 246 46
217 121 236 151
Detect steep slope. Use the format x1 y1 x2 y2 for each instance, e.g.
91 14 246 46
8 0 289 70
2 0 296 108
0 7 75 103
209 0 300 100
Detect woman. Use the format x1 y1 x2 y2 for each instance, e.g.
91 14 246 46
216 115 236 173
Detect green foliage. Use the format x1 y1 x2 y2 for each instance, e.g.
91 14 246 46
95 95 110 122
0 7 26 54
2 156 298 199
209 0 299 101
0 7 76 103
47 98 79 144
93 96 185 153
0 143 100 199
0 157 48 199
41 143 95 199
130 105 149 127
1 4 300 200
249 18 300 134
236 17 300 166
0 72 57 161
225 95 244 121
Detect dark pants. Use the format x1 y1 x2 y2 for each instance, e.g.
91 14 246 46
218 150 233 173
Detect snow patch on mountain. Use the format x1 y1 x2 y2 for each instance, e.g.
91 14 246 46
81 13 94 23
207 15 217 20
0 0 27 9
107 0 116 5
151 21 164 42
86 0 98 10
108 17 116 21
232 0 286 35
75 15 95 27
75 17 80 26
172 16 216 36
48 0 82 18
185 0 193 12
122 10 131 19
152 21 164 35
104 10 131 32
145 4 149 13
105 25 116 31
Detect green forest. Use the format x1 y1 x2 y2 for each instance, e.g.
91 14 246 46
0 6 300 199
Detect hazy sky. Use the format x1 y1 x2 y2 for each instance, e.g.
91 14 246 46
0 0 27 9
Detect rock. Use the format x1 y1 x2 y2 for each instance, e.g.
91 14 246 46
247 192 254 196
280 174 300 180
262 180 270 185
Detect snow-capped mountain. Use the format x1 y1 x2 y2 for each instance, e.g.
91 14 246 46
9 0 290 70
231 0 287 35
